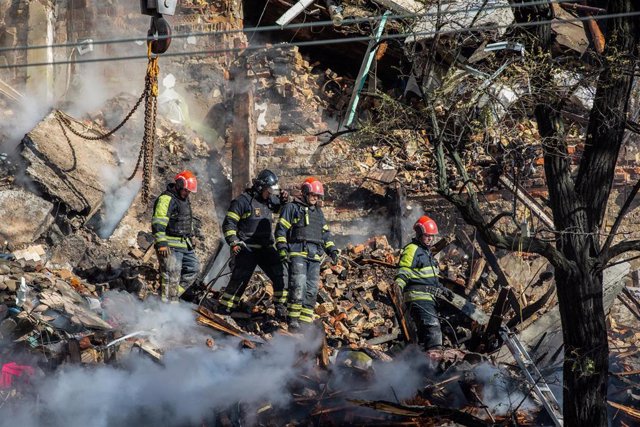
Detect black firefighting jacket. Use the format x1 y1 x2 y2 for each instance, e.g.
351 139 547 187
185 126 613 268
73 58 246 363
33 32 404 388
222 190 283 247
152 183 193 250
395 238 441 302
275 198 336 261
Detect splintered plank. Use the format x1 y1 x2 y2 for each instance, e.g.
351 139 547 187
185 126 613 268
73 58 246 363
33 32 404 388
195 306 265 344
349 400 491 427
389 283 416 343
609 401 640 421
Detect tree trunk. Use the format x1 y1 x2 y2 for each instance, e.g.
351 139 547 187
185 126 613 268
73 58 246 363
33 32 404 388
533 2 639 424
537 103 608 426
555 265 608 426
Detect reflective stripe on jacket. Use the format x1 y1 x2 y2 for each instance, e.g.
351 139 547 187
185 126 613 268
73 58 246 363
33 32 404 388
152 184 193 249
222 191 282 247
394 239 440 302
275 199 336 261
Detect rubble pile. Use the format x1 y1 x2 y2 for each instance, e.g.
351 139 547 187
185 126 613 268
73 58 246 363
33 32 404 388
1 229 640 425
248 46 351 133
0 257 115 365
0 101 222 275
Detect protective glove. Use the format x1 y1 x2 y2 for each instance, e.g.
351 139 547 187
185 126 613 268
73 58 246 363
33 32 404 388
231 241 247 255
157 246 169 258
279 189 290 204
330 251 339 266
278 249 289 263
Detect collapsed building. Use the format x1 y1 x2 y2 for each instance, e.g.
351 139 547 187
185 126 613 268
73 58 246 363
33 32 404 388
1 0 640 425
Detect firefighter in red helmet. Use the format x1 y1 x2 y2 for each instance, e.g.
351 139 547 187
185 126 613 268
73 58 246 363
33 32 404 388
275 177 339 330
152 170 200 303
395 215 452 350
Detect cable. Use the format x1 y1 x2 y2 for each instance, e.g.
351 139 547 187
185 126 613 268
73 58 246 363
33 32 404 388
0 8 637 70
248 0 270 46
0 0 598 55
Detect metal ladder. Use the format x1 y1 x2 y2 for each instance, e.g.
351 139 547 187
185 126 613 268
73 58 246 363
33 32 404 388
499 327 564 427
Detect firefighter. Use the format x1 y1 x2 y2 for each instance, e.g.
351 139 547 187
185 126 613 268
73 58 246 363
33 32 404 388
275 177 339 330
219 169 289 317
152 170 201 303
395 215 452 351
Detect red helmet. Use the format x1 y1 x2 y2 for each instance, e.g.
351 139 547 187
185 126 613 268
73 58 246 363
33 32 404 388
175 170 198 193
302 177 324 197
414 215 438 236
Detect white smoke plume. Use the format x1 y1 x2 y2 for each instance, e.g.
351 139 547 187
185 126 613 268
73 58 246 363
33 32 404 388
1 292 438 427
95 165 142 238
0 95 53 152
2 292 323 426
472 362 538 417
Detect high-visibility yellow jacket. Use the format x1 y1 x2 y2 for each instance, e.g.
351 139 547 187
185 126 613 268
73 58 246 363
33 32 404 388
395 239 440 302
275 198 336 261
152 184 193 250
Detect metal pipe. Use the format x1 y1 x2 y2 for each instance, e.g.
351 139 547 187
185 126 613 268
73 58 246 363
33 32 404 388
276 0 315 27
104 330 151 348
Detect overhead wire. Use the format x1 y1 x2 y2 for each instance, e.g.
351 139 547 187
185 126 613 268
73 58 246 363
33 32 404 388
0 0 602 55
0 8 638 70
247 0 270 46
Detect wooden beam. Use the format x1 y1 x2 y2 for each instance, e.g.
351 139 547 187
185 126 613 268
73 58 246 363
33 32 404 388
230 85 256 199
467 257 486 290
476 235 511 289
498 174 554 230
485 286 512 339
389 283 417 343
226 1 255 199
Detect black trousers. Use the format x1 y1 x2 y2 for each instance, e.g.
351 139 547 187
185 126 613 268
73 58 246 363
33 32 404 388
219 246 287 309
408 299 443 350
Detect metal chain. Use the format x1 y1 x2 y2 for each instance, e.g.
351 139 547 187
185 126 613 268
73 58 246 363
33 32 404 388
126 77 152 182
142 87 158 202
54 113 77 172
128 52 160 204
55 87 146 141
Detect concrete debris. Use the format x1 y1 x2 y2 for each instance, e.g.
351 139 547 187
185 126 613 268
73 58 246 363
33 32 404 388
12 244 46 263
0 189 53 244
551 3 590 55
0 1 638 425
407 0 515 43
20 111 118 217
372 0 425 14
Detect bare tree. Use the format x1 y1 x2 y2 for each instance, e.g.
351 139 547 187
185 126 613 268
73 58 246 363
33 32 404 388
354 1 640 425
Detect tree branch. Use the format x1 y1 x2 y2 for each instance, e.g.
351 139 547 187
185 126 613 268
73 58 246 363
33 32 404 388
444 192 569 269
602 239 640 263
600 178 640 260
316 128 357 147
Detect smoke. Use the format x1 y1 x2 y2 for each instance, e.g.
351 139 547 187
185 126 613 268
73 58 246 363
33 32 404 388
1 292 441 427
331 345 430 402
91 165 141 239
472 362 538 416
0 96 53 153
1 292 325 427
66 63 113 118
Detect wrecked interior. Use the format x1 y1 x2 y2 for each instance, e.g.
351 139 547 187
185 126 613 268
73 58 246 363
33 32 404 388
1 1 640 426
